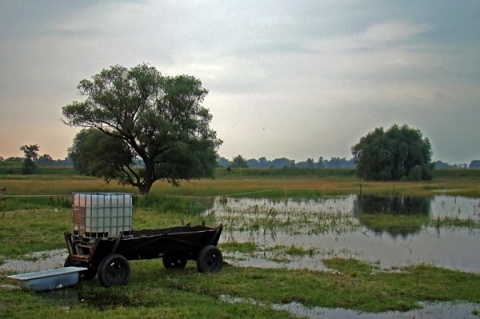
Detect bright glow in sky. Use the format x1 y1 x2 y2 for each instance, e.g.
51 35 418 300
1 1 479 164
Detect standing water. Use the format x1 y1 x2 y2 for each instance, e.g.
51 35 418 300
204 194 480 272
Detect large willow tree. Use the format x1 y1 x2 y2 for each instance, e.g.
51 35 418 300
351 124 434 181
63 64 222 194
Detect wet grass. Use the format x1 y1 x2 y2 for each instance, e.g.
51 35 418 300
432 216 480 228
213 197 362 239
108 259 480 313
0 209 70 257
1 169 480 317
3 258 479 317
219 242 258 254
284 245 316 257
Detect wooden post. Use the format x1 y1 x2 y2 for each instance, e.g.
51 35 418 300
0 186 6 202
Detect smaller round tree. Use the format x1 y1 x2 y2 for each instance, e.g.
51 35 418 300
351 124 434 181
20 144 39 175
230 155 248 168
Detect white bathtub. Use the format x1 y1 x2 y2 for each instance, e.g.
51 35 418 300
7 266 87 292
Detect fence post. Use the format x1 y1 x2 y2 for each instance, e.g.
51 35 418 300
0 187 6 210
0 186 6 201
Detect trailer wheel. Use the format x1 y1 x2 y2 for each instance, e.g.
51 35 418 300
197 245 223 273
64 255 97 280
163 255 188 269
98 254 130 287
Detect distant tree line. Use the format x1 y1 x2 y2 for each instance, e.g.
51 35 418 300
1 153 478 171
433 160 470 169
0 154 72 166
219 155 356 169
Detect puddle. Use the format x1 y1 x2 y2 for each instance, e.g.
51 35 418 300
220 294 480 319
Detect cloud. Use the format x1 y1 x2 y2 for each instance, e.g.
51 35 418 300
0 1 479 164
361 20 432 44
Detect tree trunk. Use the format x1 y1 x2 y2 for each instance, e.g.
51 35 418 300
139 158 155 195
138 182 153 195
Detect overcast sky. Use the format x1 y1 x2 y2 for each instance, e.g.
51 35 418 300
1 1 479 164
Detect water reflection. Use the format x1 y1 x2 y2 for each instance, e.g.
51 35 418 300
204 194 480 272
353 195 431 237
354 195 432 215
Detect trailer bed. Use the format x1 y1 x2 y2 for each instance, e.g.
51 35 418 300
64 223 223 287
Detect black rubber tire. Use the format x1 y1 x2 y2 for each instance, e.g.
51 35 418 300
197 245 223 273
64 255 97 280
98 254 130 287
81 267 98 281
162 255 188 270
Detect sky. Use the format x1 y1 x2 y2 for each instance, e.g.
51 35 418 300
0 1 479 164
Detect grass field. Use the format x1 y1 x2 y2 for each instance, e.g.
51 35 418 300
1 166 480 317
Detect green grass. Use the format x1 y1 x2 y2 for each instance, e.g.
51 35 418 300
2 166 480 200
0 275 293 318
0 163 77 178
219 242 259 254
216 167 357 179
1 168 480 317
284 245 316 257
0 209 71 257
3 258 480 317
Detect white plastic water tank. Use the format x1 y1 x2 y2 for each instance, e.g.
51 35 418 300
72 193 133 238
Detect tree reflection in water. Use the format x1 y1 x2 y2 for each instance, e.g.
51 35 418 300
353 195 432 237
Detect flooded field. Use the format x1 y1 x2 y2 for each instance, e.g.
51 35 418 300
2 194 479 318
205 194 480 273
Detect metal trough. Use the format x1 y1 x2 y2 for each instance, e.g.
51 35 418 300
7 266 87 292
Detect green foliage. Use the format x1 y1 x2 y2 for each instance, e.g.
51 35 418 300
351 124 434 181
230 154 248 168
19 144 39 175
68 128 133 179
62 64 222 194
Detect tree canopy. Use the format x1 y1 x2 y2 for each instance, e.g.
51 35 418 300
20 144 39 174
230 155 248 168
62 64 222 194
351 124 434 181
